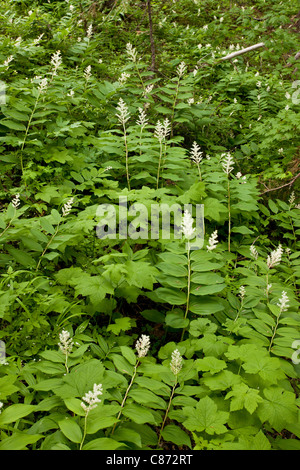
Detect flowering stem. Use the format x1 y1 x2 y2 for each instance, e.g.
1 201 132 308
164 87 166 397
181 241 191 341
158 379 177 447
19 92 41 181
79 412 88 450
111 359 139 435
156 140 163 189
122 122 130 190
227 177 231 252
197 161 202 181
35 223 61 272
268 311 281 353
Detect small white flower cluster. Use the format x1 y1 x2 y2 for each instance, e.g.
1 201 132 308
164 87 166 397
277 291 289 313
136 335 150 358
118 72 130 85
86 24 93 39
239 285 246 300
250 244 258 260
62 197 74 217
0 402 3 414
170 349 183 376
126 43 137 62
12 193 20 209
236 172 246 183
143 84 154 98
190 142 203 164
154 118 171 143
51 50 62 75
177 61 187 79
33 34 44 45
289 191 295 206
267 244 283 269
38 77 48 93
136 108 148 130
206 230 218 251
58 329 73 355
181 209 196 240
81 383 103 414
84 65 92 81
221 152 235 175
3 55 14 68
116 98 130 126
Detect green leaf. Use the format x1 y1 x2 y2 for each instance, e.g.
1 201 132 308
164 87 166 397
165 310 189 329
7 247 36 268
225 383 263 414
0 433 42 450
183 396 229 435
120 346 137 366
128 388 166 409
58 418 83 443
0 404 36 425
86 405 120 434
55 359 105 399
189 296 224 315
257 387 298 432
161 424 191 448
111 354 134 375
82 438 126 450
1 119 26 131
113 426 142 448
154 287 187 305
107 317 133 335
0 375 20 399
122 403 161 425
195 356 227 374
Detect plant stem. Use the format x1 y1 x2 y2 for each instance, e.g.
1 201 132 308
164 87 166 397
35 223 60 272
79 413 88 450
158 379 177 447
181 241 191 341
123 122 130 190
156 140 163 189
111 360 139 435
227 177 231 252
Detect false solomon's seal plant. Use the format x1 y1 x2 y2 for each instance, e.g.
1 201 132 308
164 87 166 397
0 0 299 452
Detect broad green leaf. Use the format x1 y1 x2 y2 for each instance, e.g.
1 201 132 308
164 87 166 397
82 438 126 450
0 375 20 399
0 404 36 425
128 388 166 409
120 345 137 365
161 424 191 448
111 354 134 375
122 403 161 425
195 356 227 374
257 387 298 432
58 418 82 443
0 433 42 450
225 383 263 414
154 287 187 305
183 396 229 435
1 119 26 131
55 359 105 399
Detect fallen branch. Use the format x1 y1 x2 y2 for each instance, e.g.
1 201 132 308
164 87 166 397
219 42 265 61
260 172 300 195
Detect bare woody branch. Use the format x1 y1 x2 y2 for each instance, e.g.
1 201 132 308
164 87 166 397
219 42 265 61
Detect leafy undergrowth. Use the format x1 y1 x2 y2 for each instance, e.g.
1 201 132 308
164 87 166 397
0 0 299 451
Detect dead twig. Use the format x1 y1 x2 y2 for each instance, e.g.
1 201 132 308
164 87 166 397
218 42 265 62
260 172 300 195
